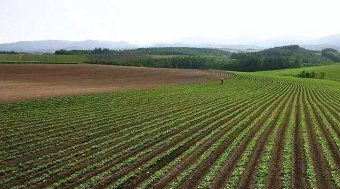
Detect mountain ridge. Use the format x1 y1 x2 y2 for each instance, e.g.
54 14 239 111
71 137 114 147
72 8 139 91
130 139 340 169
1 34 340 52
0 40 137 52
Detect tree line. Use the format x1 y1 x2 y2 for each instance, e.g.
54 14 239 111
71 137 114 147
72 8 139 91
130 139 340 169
89 56 236 70
55 47 231 56
0 51 21 54
53 45 340 72
228 45 336 71
321 48 340 62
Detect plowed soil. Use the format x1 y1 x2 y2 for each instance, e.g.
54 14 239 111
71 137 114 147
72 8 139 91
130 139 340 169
0 64 225 102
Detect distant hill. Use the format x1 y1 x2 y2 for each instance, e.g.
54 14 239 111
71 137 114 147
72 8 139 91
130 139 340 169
232 45 332 63
314 34 340 46
301 34 340 52
0 40 137 53
321 48 340 62
259 45 330 64
251 34 340 52
229 45 335 71
1 33 340 53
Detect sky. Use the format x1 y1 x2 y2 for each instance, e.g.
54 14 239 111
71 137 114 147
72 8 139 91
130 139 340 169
0 0 340 44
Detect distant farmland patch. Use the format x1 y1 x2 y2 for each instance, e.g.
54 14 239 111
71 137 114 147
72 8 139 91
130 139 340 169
0 54 88 63
88 54 150 62
0 54 176 64
22 54 88 63
0 54 22 62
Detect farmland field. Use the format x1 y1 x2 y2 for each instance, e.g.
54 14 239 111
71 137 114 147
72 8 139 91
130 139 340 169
0 54 88 63
88 55 151 62
257 63 340 82
0 54 22 62
0 64 222 101
0 54 188 64
21 54 89 63
1 65 340 188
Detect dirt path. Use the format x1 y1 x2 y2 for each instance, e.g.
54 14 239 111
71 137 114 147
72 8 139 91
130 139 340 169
18 54 24 61
0 64 228 102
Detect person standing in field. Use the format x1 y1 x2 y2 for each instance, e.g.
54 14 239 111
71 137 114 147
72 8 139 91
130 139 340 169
221 77 224 84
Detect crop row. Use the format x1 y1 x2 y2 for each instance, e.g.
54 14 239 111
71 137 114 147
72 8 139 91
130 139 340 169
2 73 340 188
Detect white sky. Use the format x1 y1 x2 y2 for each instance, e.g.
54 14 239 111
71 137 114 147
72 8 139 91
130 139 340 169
0 0 340 44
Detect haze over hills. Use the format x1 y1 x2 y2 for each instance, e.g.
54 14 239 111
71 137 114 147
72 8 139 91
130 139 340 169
0 40 137 53
0 34 340 52
301 34 340 51
160 34 340 51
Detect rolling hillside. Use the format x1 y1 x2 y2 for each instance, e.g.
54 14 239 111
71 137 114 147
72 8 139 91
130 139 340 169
229 45 336 71
255 64 340 82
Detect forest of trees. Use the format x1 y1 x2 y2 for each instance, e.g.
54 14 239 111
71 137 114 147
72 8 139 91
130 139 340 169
86 45 339 71
228 45 335 71
1 45 337 71
89 56 235 70
55 47 231 56
55 48 114 55
0 51 20 54
48 45 340 71
321 48 340 62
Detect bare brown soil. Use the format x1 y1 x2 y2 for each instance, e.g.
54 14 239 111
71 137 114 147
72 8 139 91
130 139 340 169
0 64 224 102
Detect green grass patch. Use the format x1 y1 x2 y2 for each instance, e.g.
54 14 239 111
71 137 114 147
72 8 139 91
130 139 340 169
0 54 89 63
253 64 340 82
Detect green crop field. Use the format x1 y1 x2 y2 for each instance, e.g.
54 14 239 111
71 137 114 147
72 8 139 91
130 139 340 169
21 54 89 63
255 63 340 82
0 54 22 62
0 54 88 63
1 66 340 188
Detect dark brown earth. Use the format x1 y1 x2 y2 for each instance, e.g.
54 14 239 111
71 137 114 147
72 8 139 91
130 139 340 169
0 64 226 102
